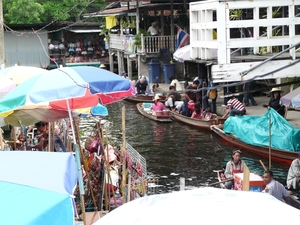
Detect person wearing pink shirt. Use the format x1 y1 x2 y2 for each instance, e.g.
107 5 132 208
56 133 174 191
152 95 165 112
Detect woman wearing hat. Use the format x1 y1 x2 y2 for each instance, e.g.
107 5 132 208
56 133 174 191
224 149 246 189
268 87 285 117
152 95 165 112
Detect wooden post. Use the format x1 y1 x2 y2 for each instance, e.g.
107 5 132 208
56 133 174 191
268 113 272 170
121 106 127 204
72 118 86 225
180 177 185 191
73 118 97 212
242 164 250 191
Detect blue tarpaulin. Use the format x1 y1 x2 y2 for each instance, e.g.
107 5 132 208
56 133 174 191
224 108 300 152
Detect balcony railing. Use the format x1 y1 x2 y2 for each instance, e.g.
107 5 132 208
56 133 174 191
109 34 177 54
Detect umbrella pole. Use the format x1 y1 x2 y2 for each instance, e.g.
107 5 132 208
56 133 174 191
73 118 98 213
66 99 86 225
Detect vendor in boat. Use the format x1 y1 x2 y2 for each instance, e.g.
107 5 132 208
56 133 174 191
262 170 291 201
286 152 300 190
27 121 66 152
222 93 246 118
268 87 285 117
135 76 149 95
152 95 165 112
152 83 165 96
191 102 203 119
182 80 200 117
203 107 217 120
224 149 246 189
165 85 184 111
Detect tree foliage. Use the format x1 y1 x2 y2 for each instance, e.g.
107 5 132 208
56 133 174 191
3 0 106 24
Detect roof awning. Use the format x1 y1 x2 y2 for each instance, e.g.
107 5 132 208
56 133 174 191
83 3 184 18
67 29 101 33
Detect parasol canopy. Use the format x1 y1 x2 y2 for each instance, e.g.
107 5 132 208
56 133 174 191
94 187 300 225
0 66 133 116
0 65 48 85
281 86 300 108
0 151 77 225
173 45 191 62
0 76 16 93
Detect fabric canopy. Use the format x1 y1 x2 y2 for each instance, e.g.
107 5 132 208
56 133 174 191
224 108 300 152
94 187 300 225
281 86 300 108
0 151 78 195
0 151 77 225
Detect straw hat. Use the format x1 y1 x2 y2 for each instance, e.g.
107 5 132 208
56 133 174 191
153 95 161 101
269 87 283 93
100 63 106 68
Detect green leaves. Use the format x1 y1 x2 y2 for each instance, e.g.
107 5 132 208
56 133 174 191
3 0 106 24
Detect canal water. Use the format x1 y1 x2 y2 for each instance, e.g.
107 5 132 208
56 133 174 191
83 100 290 194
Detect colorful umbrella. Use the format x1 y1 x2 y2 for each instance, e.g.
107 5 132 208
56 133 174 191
281 86 300 108
0 76 16 93
0 65 48 85
0 151 77 225
76 103 109 117
0 66 133 115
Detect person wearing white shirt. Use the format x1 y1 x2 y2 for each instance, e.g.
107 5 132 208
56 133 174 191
262 170 290 201
147 22 158 36
287 153 300 190
169 76 183 91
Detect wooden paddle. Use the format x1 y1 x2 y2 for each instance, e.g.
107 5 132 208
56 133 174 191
206 178 234 187
259 160 267 171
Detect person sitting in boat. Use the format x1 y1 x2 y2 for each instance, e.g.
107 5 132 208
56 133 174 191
224 149 246 189
268 87 285 117
152 95 165 112
222 93 246 118
152 83 164 96
203 107 217 120
262 170 291 201
135 76 149 95
182 80 200 117
27 121 66 152
169 76 183 91
165 85 183 112
286 152 300 190
191 102 203 119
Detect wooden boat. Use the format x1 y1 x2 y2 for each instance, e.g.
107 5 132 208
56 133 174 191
136 103 172 122
170 111 226 130
210 125 299 165
125 95 166 103
213 169 300 209
213 170 227 189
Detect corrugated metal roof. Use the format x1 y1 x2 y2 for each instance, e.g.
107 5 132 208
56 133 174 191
84 2 183 17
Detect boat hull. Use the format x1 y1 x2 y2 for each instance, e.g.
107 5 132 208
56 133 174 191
136 103 172 122
170 112 226 130
211 125 299 165
125 95 166 103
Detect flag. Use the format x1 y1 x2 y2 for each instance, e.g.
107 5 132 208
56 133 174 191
176 27 190 49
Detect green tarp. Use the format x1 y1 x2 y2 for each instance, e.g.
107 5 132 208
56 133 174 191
224 108 300 152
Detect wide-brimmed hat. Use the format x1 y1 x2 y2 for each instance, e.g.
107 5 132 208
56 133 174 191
269 87 283 93
153 95 160 101
100 63 106 68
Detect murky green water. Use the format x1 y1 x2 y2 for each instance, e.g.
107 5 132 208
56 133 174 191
81 100 290 194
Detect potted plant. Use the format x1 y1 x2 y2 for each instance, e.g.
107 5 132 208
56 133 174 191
134 29 148 50
121 18 128 28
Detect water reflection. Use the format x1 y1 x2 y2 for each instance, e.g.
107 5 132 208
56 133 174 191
87 100 290 193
